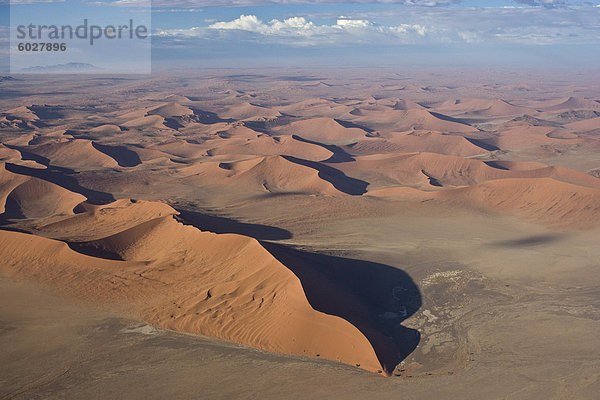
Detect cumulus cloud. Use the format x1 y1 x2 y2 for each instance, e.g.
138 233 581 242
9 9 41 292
157 14 428 46
156 4 600 47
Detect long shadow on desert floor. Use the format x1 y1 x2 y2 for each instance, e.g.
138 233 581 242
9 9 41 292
262 242 421 373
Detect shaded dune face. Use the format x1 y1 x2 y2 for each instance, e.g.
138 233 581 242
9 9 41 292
436 178 600 229
0 194 420 375
0 165 86 220
344 152 600 191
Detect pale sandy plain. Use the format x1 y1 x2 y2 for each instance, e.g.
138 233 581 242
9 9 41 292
0 69 599 399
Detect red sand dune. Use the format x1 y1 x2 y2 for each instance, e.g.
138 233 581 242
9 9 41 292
206 135 334 161
340 152 600 190
345 108 477 133
541 97 600 111
564 117 600 133
176 155 343 195
368 176 600 229
0 164 85 218
271 117 369 144
0 145 23 163
25 139 119 170
278 98 353 118
428 98 532 117
3 106 39 121
489 125 580 150
228 155 342 195
0 199 394 374
90 124 123 134
218 102 281 120
121 115 167 130
147 102 194 118
437 178 600 229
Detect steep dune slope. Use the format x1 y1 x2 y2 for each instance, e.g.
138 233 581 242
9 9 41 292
346 109 477 133
207 135 334 161
428 98 532 117
343 152 600 190
271 117 369 143
0 164 85 218
229 155 343 195
0 210 396 374
24 139 119 170
437 178 600 229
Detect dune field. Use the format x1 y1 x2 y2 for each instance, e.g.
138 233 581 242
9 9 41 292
0 70 599 399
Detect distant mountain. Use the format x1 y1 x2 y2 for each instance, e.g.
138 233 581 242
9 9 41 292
21 62 101 73
0 76 18 82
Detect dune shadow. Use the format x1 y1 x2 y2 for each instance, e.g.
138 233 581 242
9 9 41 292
66 241 124 260
3 144 75 174
334 118 375 134
4 163 115 205
261 242 421 374
292 135 355 163
464 137 500 152
190 108 235 124
428 111 473 126
282 155 368 195
27 105 64 121
0 196 26 223
491 233 565 247
174 208 293 240
91 142 142 167
484 161 510 170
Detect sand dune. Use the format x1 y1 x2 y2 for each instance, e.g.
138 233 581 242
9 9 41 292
2 72 600 387
387 131 488 156
23 139 119 170
338 152 600 191
31 199 177 241
278 98 353 118
428 98 531 117
163 94 193 103
147 102 194 118
0 144 23 163
438 178 600 229
0 206 395 374
229 155 342 195
218 102 281 120
90 124 123 135
0 165 85 219
346 108 477 133
174 155 345 195
207 135 334 161
3 105 39 121
564 117 600 133
391 99 426 111
122 115 167 130
271 117 370 144
368 175 600 229
541 97 600 111
489 125 577 150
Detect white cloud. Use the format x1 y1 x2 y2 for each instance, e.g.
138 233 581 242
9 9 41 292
335 19 372 28
155 14 432 46
458 30 480 43
155 4 600 48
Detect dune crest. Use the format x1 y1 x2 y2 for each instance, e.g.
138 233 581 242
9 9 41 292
0 207 395 374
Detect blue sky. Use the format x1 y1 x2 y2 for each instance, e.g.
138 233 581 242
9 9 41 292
2 0 600 71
